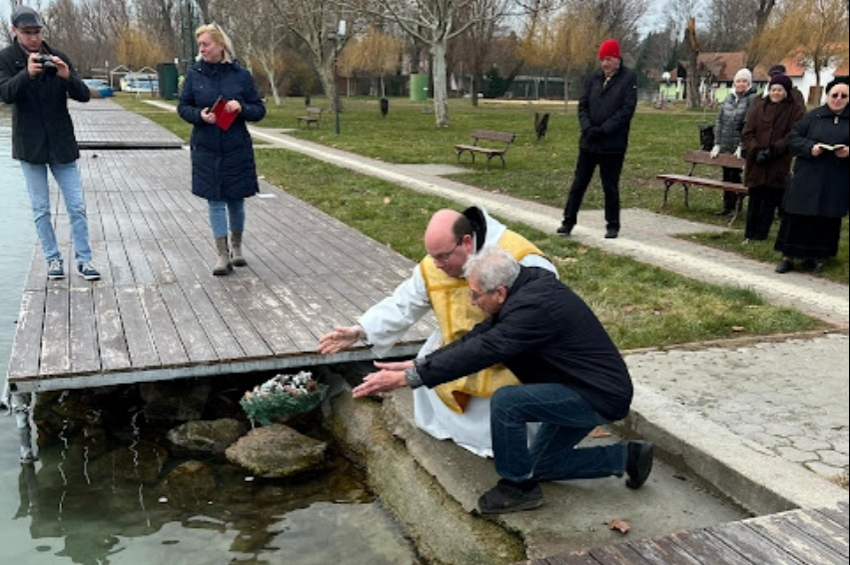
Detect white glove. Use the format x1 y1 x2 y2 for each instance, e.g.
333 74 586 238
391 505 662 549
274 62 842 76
710 145 721 158
733 146 742 159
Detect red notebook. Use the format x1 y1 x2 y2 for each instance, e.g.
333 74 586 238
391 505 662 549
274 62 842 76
210 96 237 131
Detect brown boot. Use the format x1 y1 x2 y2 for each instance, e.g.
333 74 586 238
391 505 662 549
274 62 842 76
230 231 247 267
213 236 232 276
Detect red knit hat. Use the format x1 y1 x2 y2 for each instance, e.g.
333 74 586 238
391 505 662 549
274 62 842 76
598 39 621 60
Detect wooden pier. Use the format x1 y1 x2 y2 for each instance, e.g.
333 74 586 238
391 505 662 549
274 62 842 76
518 502 849 564
6 99 432 394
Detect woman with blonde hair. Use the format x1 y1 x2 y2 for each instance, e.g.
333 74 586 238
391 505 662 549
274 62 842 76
178 23 265 275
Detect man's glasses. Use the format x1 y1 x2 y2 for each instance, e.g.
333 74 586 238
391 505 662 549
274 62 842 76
830 93 849 100
431 240 461 263
468 287 491 301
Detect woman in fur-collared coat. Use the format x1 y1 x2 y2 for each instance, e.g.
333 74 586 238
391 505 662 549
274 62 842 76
741 74 805 241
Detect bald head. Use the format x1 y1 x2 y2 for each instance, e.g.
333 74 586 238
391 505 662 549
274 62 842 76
424 209 461 249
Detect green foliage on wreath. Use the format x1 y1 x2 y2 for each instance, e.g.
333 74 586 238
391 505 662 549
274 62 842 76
240 372 328 426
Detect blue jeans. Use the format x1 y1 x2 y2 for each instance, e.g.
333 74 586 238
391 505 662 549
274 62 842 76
208 199 245 238
491 384 627 483
20 160 92 264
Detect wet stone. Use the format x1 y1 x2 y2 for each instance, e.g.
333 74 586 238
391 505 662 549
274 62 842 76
166 418 248 454
225 425 327 478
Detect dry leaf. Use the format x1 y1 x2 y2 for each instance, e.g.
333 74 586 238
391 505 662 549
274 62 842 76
382 197 392 205
607 518 631 534
731 326 745 332
589 427 611 438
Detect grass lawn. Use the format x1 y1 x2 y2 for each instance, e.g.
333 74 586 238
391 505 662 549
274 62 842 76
113 94 841 350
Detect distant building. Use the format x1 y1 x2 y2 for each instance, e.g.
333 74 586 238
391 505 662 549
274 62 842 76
658 48 848 106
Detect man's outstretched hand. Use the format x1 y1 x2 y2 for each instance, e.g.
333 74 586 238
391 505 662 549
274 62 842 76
351 360 414 398
317 325 362 354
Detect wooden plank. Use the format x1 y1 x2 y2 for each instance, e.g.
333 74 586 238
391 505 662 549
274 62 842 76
625 537 703 564
815 503 850 530
664 529 750 563
39 286 70 376
114 286 159 369
158 281 217 364
586 543 651 564
137 284 188 366
69 287 100 374
6 290 46 380
748 510 848 560
93 285 131 371
708 520 806 564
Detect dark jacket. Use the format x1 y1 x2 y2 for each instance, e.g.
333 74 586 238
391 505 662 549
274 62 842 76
415 267 633 422
0 39 90 164
577 64 638 154
177 59 265 201
784 104 850 218
742 95 805 188
714 86 757 153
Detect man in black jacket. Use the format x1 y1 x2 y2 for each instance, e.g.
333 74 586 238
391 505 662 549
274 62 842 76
0 6 99 281
353 247 653 514
557 38 637 240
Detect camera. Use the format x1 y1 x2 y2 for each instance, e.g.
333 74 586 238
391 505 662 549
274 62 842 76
35 54 56 69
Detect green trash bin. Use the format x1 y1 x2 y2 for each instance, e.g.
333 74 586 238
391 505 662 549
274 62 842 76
157 63 179 100
410 73 428 102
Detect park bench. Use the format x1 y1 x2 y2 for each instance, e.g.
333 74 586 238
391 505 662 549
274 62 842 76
657 149 747 226
296 107 322 128
454 129 516 168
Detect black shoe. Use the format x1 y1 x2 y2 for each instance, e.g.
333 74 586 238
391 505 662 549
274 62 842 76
625 440 653 489
604 227 619 239
556 223 574 236
775 259 794 274
477 480 543 514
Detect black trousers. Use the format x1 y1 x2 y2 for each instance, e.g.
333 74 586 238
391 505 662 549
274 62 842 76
562 150 625 230
745 184 784 241
721 167 741 211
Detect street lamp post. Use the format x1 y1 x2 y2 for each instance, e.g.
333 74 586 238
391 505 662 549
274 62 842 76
328 20 346 135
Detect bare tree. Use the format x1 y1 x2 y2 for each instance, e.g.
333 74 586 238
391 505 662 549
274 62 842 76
684 16 701 109
268 0 354 112
359 0 514 127
752 0 849 97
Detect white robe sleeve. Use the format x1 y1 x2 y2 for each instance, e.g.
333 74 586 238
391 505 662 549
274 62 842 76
357 264 435 357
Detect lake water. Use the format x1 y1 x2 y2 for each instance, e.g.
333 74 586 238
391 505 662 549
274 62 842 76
0 117 419 565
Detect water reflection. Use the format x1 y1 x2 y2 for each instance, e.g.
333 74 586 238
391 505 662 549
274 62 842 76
0 116 419 564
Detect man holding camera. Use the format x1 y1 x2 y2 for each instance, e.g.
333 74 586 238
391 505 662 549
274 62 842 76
0 5 100 281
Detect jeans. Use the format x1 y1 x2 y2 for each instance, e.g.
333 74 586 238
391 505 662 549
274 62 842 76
20 160 92 264
562 150 625 230
491 384 626 483
208 199 245 238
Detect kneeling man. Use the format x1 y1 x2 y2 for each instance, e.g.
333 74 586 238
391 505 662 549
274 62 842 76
353 247 653 514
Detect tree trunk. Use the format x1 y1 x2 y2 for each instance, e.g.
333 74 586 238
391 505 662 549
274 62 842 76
431 41 450 127
685 17 701 110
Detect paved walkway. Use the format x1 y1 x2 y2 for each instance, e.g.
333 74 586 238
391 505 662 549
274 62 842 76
243 124 849 508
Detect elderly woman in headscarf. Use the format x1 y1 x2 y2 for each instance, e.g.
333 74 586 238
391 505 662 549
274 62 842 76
178 23 266 276
741 74 805 242
773 76 849 274
710 67 758 215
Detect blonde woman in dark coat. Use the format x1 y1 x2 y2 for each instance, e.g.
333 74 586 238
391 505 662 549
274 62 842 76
741 74 805 241
773 76 849 274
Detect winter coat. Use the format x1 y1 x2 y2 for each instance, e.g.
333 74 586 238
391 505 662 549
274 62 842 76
714 86 757 153
177 59 265 201
784 104 850 218
742 95 805 189
415 267 633 422
0 39 90 164
577 64 638 154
